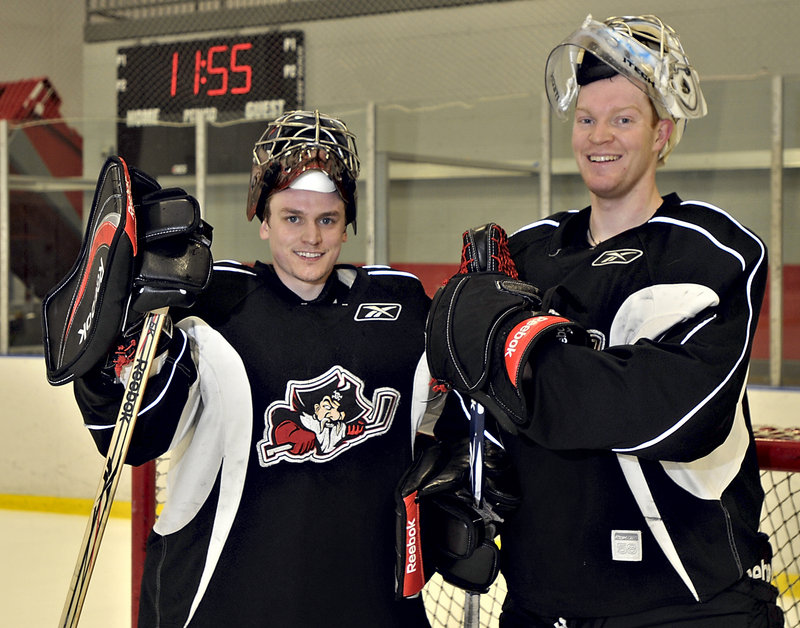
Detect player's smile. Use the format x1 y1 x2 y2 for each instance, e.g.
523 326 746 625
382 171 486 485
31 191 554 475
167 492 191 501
296 250 324 259
588 154 620 163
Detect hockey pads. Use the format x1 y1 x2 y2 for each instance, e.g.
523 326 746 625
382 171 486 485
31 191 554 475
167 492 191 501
42 156 213 385
427 225 591 432
395 437 520 597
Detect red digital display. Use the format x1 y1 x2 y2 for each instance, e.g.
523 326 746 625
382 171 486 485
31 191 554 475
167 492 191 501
117 32 304 124
168 43 254 98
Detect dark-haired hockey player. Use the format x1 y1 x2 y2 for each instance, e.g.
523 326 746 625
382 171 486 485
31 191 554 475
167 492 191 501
426 15 784 627
69 111 435 626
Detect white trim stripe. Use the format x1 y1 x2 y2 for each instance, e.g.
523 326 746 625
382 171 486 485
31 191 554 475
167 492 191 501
366 269 420 280
214 265 257 276
649 216 745 270
511 218 562 237
140 328 190 416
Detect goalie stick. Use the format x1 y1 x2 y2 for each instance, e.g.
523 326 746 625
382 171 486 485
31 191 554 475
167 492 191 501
59 307 168 628
457 222 519 628
465 398 485 628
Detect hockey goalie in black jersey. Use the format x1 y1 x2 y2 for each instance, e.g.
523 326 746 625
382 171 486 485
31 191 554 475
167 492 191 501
66 111 441 626
426 15 784 628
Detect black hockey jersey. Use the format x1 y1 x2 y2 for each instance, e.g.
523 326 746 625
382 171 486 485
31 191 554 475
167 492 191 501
500 193 771 617
75 262 433 627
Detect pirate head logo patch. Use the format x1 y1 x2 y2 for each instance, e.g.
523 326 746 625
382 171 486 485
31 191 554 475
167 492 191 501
256 365 400 467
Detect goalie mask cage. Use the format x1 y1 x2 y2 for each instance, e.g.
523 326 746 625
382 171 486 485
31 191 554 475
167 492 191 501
131 425 800 627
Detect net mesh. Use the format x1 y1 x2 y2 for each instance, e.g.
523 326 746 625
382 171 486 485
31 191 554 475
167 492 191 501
755 426 800 627
133 426 800 627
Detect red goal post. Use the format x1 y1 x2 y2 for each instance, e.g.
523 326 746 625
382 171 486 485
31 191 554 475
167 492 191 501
131 426 800 627
751 426 800 626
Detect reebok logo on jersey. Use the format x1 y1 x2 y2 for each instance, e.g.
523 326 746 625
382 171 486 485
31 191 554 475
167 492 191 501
355 303 402 321
591 249 643 266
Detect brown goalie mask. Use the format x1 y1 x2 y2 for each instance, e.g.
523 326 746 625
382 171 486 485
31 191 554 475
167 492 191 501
246 110 360 232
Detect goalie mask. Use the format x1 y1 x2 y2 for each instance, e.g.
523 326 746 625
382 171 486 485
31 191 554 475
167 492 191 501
544 14 707 162
246 110 360 232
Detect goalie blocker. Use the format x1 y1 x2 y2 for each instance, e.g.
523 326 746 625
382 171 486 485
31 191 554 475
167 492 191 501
42 156 213 385
426 271 593 434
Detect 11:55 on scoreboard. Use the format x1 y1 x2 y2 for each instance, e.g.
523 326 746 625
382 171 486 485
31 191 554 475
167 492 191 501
116 31 304 125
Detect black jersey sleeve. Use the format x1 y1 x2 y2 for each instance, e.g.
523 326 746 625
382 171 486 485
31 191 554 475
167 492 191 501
512 199 768 462
73 325 198 465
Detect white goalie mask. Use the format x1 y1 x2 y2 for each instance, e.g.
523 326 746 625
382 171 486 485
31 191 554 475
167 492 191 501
545 14 708 162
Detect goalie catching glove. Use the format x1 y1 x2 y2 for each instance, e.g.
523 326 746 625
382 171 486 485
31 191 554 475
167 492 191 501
426 223 592 433
42 156 213 385
395 437 520 598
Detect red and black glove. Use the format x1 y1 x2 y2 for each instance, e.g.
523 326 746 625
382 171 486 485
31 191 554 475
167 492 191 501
426 223 591 433
273 420 317 455
43 156 213 386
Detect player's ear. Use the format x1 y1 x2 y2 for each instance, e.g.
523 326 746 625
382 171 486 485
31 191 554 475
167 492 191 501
655 118 674 154
259 218 271 241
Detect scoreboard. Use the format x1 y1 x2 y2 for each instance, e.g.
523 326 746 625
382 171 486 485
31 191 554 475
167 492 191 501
116 32 304 175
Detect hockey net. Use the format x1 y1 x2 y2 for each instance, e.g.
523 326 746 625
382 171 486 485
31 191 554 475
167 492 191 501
131 425 800 627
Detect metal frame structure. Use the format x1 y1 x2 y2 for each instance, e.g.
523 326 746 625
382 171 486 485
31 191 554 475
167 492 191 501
85 0 516 42
0 81 792 381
